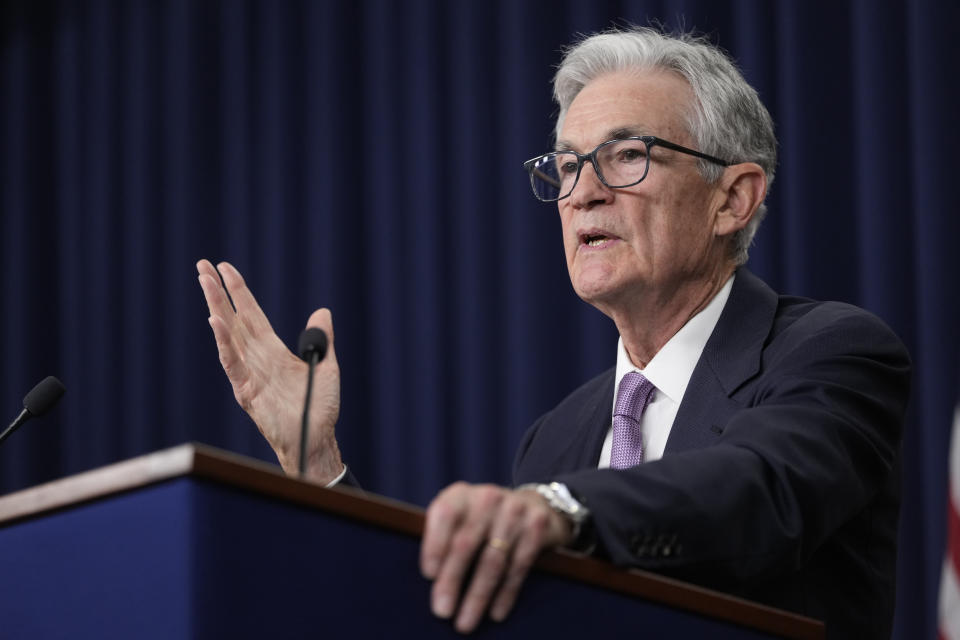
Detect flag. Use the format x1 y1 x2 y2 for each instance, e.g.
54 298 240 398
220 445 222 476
939 406 960 639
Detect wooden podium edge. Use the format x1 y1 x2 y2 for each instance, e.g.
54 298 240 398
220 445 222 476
0 443 823 639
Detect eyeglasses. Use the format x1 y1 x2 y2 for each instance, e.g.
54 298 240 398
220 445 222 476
522 136 730 203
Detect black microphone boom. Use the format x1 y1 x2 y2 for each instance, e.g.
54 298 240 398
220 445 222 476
297 328 328 477
1 376 66 447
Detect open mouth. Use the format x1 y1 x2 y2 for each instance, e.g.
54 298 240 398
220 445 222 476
580 232 615 248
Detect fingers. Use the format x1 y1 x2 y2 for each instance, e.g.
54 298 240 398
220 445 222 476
212 261 275 338
421 484 568 633
488 509 549 622
197 260 284 407
197 260 237 324
421 482 474 582
196 258 218 279
206 313 251 389
424 485 502 623
306 307 338 365
196 259 286 364
198 261 248 382
306 307 334 339
453 514 519 631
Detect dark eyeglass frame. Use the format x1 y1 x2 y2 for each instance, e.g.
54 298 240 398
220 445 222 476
522 135 731 203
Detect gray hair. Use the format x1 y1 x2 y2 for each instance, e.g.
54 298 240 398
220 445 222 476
553 27 777 265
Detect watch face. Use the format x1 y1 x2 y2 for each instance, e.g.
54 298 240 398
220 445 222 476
546 483 588 523
518 482 589 524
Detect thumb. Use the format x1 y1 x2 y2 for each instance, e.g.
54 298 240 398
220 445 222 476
305 308 337 363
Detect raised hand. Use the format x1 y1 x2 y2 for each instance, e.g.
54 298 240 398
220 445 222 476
420 483 574 633
196 259 344 484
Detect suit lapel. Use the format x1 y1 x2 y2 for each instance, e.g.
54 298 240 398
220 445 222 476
578 373 615 467
528 369 614 478
664 268 778 454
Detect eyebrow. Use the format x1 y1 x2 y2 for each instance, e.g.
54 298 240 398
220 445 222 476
554 125 649 152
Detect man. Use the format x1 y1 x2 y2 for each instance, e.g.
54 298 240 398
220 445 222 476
197 28 909 638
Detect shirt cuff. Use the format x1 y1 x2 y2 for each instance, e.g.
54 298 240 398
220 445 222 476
324 464 349 488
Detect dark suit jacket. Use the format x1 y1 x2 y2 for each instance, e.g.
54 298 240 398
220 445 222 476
513 268 910 638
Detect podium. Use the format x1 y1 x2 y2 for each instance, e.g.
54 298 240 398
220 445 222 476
0 444 823 638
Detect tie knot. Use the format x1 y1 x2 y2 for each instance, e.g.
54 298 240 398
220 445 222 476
615 372 655 420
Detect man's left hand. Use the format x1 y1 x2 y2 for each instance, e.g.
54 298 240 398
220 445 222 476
420 482 574 633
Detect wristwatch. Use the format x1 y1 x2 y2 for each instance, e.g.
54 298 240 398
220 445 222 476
518 481 594 551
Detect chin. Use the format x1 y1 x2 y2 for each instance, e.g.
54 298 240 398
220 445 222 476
573 269 642 311
573 278 617 307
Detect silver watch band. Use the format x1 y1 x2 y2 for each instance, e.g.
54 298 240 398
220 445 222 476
517 481 591 544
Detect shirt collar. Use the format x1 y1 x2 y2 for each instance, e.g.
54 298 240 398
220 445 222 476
615 274 735 405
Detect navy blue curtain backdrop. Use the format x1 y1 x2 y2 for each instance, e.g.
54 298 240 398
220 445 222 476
2 0 958 636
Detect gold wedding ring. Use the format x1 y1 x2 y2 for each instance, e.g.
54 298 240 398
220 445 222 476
488 537 510 552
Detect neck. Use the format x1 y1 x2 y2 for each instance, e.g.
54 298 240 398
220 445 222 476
611 265 735 369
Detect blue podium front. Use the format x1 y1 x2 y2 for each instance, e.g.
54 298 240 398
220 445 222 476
0 445 822 639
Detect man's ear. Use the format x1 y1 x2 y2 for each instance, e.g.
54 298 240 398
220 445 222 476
712 162 767 237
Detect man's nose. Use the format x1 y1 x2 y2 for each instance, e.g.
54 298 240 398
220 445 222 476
568 160 613 209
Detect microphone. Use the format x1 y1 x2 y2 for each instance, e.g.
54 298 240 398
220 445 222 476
297 328 328 476
1 376 66 447
298 327 328 363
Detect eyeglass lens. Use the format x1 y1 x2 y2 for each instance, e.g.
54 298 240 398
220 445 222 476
529 139 651 201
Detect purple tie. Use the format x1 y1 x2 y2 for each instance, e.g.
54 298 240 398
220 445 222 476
610 372 656 469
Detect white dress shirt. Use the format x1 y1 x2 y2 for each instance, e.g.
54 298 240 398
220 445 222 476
598 275 735 466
